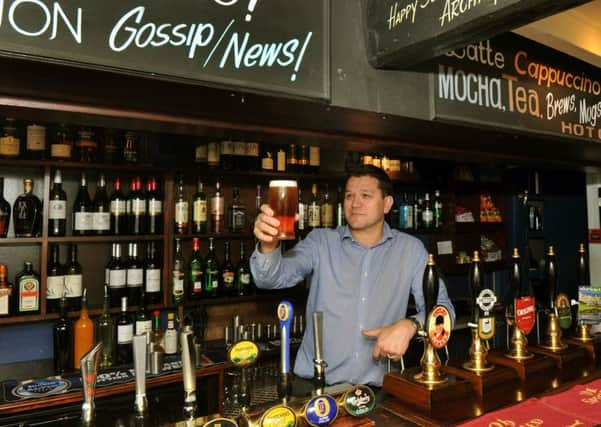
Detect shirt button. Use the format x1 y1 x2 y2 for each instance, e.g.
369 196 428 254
361 297 366 302
364 272 368 277
354 352 359 359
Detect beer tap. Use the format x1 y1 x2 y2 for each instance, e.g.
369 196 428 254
506 248 535 360
181 325 197 419
133 333 148 414
80 342 102 424
463 251 495 372
277 300 293 403
312 311 327 395
540 246 567 351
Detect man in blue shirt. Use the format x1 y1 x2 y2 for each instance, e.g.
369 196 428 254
251 165 455 387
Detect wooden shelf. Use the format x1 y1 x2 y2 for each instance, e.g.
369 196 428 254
0 237 42 245
180 287 307 308
175 232 254 240
455 222 504 234
0 158 163 173
47 234 164 243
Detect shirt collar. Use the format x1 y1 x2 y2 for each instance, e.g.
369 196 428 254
341 222 394 246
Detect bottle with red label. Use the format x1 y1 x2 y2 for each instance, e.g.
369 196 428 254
0 264 13 317
188 237 204 300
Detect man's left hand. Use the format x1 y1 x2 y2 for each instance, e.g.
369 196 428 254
362 319 417 361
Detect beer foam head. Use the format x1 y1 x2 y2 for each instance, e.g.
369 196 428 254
269 180 297 187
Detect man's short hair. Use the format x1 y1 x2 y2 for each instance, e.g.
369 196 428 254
346 164 393 198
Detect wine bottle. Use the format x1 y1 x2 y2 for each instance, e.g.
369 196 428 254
188 237 204 300
14 262 40 315
144 241 162 305
126 242 144 307
422 193 433 229
135 289 152 335
210 181 224 234
320 184 334 228
116 296 133 365
192 178 207 234
203 237 220 298
96 285 115 368
307 184 321 230
48 170 67 236
53 295 73 375
174 174 189 235
0 264 13 317
147 177 162 235
14 179 43 237
335 186 345 228
46 244 65 314
129 177 146 235
0 177 10 238
110 177 128 235
163 312 178 355
108 243 127 307
172 238 186 305
434 190 443 229
0 117 20 159
92 173 110 235
235 241 252 296
73 289 94 370
73 173 93 236
222 241 235 296
64 244 83 312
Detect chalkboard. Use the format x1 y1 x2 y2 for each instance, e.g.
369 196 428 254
0 0 329 100
432 33 601 144
363 0 590 69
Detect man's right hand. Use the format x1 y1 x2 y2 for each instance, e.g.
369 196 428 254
253 204 280 253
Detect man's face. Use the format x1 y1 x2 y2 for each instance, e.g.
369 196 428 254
344 175 393 232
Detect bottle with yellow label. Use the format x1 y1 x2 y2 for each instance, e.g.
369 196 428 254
0 118 20 159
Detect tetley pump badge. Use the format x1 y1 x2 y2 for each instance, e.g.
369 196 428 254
515 296 536 335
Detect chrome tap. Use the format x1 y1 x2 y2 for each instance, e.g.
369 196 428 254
133 333 148 414
181 325 197 419
312 311 327 395
80 342 102 424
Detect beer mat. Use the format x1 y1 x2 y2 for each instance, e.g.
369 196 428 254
539 379 601 423
458 397 598 427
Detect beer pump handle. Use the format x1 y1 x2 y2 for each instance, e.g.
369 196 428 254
423 254 439 317
545 246 557 310
510 248 522 300
469 251 482 325
80 342 102 424
181 326 197 419
278 301 294 401
133 334 148 414
313 311 326 394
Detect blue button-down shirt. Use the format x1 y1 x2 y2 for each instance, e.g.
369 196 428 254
250 223 455 387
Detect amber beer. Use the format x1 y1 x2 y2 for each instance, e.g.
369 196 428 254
268 180 298 240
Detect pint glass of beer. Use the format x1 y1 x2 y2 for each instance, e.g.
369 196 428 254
268 180 298 240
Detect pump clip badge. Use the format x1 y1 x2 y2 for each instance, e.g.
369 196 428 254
427 305 451 349
556 293 572 330
304 395 338 427
515 296 536 335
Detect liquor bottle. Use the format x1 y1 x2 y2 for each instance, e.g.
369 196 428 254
309 145 320 173
297 187 306 234
228 187 247 233
123 131 138 163
64 244 83 312
207 141 220 168
320 184 334 228
108 243 127 307
172 238 186 305
147 177 162 235
222 241 235 296
192 178 208 234
129 177 146 235
210 181 225 234
0 117 20 159
50 124 72 161
72 173 93 236
75 127 97 163
102 129 120 164
174 174 189 235
92 173 110 235
188 237 204 300
335 186 345 228
25 124 46 160
14 178 42 237
110 177 128 235
163 312 178 355
220 140 235 170
14 262 40 315
151 310 164 352
261 146 274 171
203 237 220 298
144 241 162 305
53 295 73 375
276 147 286 172
298 145 309 173
286 144 298 173
116 296 133 365
247 141 260 170
0 177 11 237
307 184 321 230
48 170 67 236
47 244 64 314
422 193 433 229
194 140 208 166
577 243 588 288
0 264 13 317
398 193 408 230
235 241 252 296
74 289 94 369
126 242 144 307
412 193 421 230
434 190 443 229
96 285 115 368
405 193 414 230
135 290 152 335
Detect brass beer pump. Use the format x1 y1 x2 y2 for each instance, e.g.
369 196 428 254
574 243 592 342
463 251 495 373
540 246 567 351
414 254 448 386
506 249 534 361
